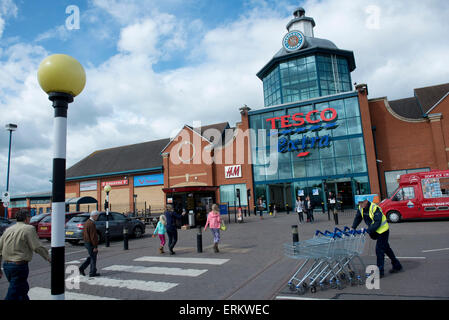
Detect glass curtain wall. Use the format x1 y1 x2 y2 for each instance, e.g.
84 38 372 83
262 54 352 107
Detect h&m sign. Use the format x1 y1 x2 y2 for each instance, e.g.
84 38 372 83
225 165 242 179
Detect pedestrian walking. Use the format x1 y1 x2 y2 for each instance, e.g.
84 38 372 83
295 196 304 224
165 204 186 255
257 197 265 220
152 214 167 254
352 197 403 278
0 209 51 300
328 192 338 224
79 211 100 277
305 196 314 223
204 204 223 253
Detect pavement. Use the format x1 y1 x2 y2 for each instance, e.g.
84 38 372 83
0 209 448 301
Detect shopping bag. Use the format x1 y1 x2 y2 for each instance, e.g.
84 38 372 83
220 221 227 231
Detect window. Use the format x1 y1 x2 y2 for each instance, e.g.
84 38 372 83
422 177 449 199
392 187 415 201
112 212 127 221
220 184 248 206
97 214 107 221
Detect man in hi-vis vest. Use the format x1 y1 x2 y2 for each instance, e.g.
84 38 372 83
352 197 403 277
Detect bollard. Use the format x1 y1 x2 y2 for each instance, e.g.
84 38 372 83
123 225 129 250
197 225 202 253
292 225 299 243
286 203 290 215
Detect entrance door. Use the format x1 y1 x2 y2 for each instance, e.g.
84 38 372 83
269 184 287 211
336 181 354 209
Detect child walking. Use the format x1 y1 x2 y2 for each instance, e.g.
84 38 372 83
152 214 167 254
204 204 222 253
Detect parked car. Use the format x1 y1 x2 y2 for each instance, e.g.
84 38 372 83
37 212 84 240
65 211 146 245
30 213 50 231
0 217 16 236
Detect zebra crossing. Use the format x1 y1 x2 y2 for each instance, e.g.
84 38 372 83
29 255 230 300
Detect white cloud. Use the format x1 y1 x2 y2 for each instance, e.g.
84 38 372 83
0 0 18 38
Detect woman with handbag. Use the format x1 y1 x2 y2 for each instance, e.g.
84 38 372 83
204 204 223 253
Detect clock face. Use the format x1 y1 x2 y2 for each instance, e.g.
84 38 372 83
282 31 305 52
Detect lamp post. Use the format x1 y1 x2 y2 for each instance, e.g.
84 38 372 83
37 54 86 300
4 123 17 219
104 184 112 247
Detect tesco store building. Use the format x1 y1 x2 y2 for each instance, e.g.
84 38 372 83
248 8 373 210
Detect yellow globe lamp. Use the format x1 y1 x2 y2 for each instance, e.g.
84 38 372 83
37 54 86 97
104 184 112 193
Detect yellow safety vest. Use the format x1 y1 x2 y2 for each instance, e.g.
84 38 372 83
359 202 389 234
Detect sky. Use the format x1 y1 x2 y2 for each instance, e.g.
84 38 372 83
0 0 448 195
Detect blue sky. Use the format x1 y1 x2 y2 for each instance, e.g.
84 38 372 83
1 0 449 195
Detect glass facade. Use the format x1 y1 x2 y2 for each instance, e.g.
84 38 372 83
262 54 352 107
219 184 248 206
249 93 369 209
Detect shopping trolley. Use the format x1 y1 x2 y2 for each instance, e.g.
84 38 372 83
284 226 366 294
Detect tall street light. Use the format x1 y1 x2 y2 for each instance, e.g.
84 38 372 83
104 184 112 247
37 54 86 300
4 123 17 219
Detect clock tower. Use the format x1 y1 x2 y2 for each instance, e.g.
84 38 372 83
257 7 356 107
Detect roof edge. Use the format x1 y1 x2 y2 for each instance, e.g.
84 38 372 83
66 167 163 181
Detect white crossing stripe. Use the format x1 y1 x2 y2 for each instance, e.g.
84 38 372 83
66 260 81 264
422 247 449 253
103 265 208 277
134 256 229 265
66 275 178 292
29 287 117 300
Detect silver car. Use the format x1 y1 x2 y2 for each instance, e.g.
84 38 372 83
0 217 15 236
65 211 145 245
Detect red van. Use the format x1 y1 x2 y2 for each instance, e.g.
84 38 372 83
380 170 449 223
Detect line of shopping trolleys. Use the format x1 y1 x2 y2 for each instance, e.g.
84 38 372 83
284 226 367 294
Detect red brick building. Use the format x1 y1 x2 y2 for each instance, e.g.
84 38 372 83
367 83 449 198
161 107 254 224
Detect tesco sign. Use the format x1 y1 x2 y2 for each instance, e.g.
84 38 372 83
266 108 337 129
266 107 339 158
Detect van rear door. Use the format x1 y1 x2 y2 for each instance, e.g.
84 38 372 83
390 185 422 219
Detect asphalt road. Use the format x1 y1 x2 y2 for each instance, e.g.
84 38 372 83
0 210 448 300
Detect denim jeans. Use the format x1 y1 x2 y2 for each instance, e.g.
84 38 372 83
3 262 30 300
376 230 402 274
80 242 98 276
166 228 178 252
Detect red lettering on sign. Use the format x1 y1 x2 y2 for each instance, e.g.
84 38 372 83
320 108 337 122
291 113 305 126
280 115 292 128
266 117 281 130
305 110 320 124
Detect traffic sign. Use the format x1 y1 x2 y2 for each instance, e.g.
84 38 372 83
2 191 10 203
3 202 9 208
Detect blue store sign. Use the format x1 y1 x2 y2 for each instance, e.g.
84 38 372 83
134 174 164 187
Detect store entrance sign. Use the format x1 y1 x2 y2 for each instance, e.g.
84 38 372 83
101 179 128 187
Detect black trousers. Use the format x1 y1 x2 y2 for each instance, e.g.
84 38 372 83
375 230 402 274
167 228 178 252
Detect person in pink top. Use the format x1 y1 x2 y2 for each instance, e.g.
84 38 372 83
204 204 223 253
